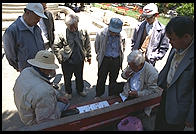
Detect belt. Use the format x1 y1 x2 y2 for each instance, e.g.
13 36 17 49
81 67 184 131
104 56 120 60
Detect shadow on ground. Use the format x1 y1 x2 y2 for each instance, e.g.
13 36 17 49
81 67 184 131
2 110 24 131
59 80 109 105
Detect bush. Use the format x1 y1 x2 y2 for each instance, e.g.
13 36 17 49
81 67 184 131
157 3 194 20
176 3 194 19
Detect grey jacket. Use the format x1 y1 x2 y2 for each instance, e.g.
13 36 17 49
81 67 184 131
158 42 194 125
132 20 170 65
43 10 55 48
53 28 91 64
2 16 45 72
94 27 126 69
121 61 160 97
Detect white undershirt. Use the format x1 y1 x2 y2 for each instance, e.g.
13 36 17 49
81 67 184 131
20 16 34 33
38 18 49 43
145 22 153 35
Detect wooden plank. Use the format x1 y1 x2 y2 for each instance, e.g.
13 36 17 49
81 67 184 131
17 92 161 131
43 95 161 131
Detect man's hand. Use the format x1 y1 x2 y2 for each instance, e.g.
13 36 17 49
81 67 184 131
57 55 63 64
58 96 68 104
125 68 134 78
185 121 193 128
159 87 164 92
86 58 91 65
128 90 138 97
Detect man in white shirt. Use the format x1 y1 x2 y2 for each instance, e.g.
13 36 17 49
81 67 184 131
38 3 55 50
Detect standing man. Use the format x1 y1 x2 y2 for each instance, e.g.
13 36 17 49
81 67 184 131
131 3 170 66
3 3 47 72
53 13 91 100
38 3 55 50
94 18 126 99
154 16 194 131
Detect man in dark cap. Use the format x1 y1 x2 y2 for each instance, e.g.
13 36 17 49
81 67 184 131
94 18 127 99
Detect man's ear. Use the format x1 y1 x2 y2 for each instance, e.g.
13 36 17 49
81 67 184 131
154 13 159 17
183 33 191 39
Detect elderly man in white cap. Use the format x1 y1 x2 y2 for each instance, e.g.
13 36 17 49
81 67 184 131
131 3 170 66
3 3 48 72
13 50 70 125
94 18 126 99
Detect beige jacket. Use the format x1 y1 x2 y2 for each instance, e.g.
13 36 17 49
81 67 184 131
13 67 61 125
121 61 160 97
94 27 127 69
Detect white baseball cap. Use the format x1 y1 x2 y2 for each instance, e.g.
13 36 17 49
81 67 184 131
26 3 48 19
142 3 158 18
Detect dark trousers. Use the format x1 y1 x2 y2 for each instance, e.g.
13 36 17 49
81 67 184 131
96 56 121 97
154 90 185 131
61 61 84 94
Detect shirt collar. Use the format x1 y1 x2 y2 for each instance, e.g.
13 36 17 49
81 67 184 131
32 66 52 81
107 30 120 38
20 16 34 33
175 39 193 55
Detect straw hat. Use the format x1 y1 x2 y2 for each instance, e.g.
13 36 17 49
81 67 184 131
26 3 48 19
27 50 59 70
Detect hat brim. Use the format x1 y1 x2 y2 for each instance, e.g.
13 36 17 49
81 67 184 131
33 11 48 19
141 13 154 18
109 26 122 33
27 59 59 70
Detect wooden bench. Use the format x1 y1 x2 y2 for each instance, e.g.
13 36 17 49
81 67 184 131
16 92 161 131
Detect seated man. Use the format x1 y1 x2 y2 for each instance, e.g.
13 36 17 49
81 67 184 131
111 50 160 101
13 50 70 125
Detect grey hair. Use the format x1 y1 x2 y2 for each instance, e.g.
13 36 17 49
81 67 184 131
64 13 79 26
127 50 145 66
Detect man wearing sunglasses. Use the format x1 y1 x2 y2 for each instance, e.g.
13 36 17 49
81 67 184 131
131 3 170 66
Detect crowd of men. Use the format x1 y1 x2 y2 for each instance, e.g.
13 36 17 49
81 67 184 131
2 3 194 131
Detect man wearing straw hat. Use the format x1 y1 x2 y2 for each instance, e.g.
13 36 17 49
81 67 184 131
13 50 69 125
3 3 48 72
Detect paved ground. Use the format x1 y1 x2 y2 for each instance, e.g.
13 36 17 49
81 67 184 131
2 7 171 131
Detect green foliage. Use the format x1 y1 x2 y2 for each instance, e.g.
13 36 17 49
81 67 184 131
176 3 194 19
157 16 170 26
157 3 194 19
157 3 169 14
167 3 181 10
